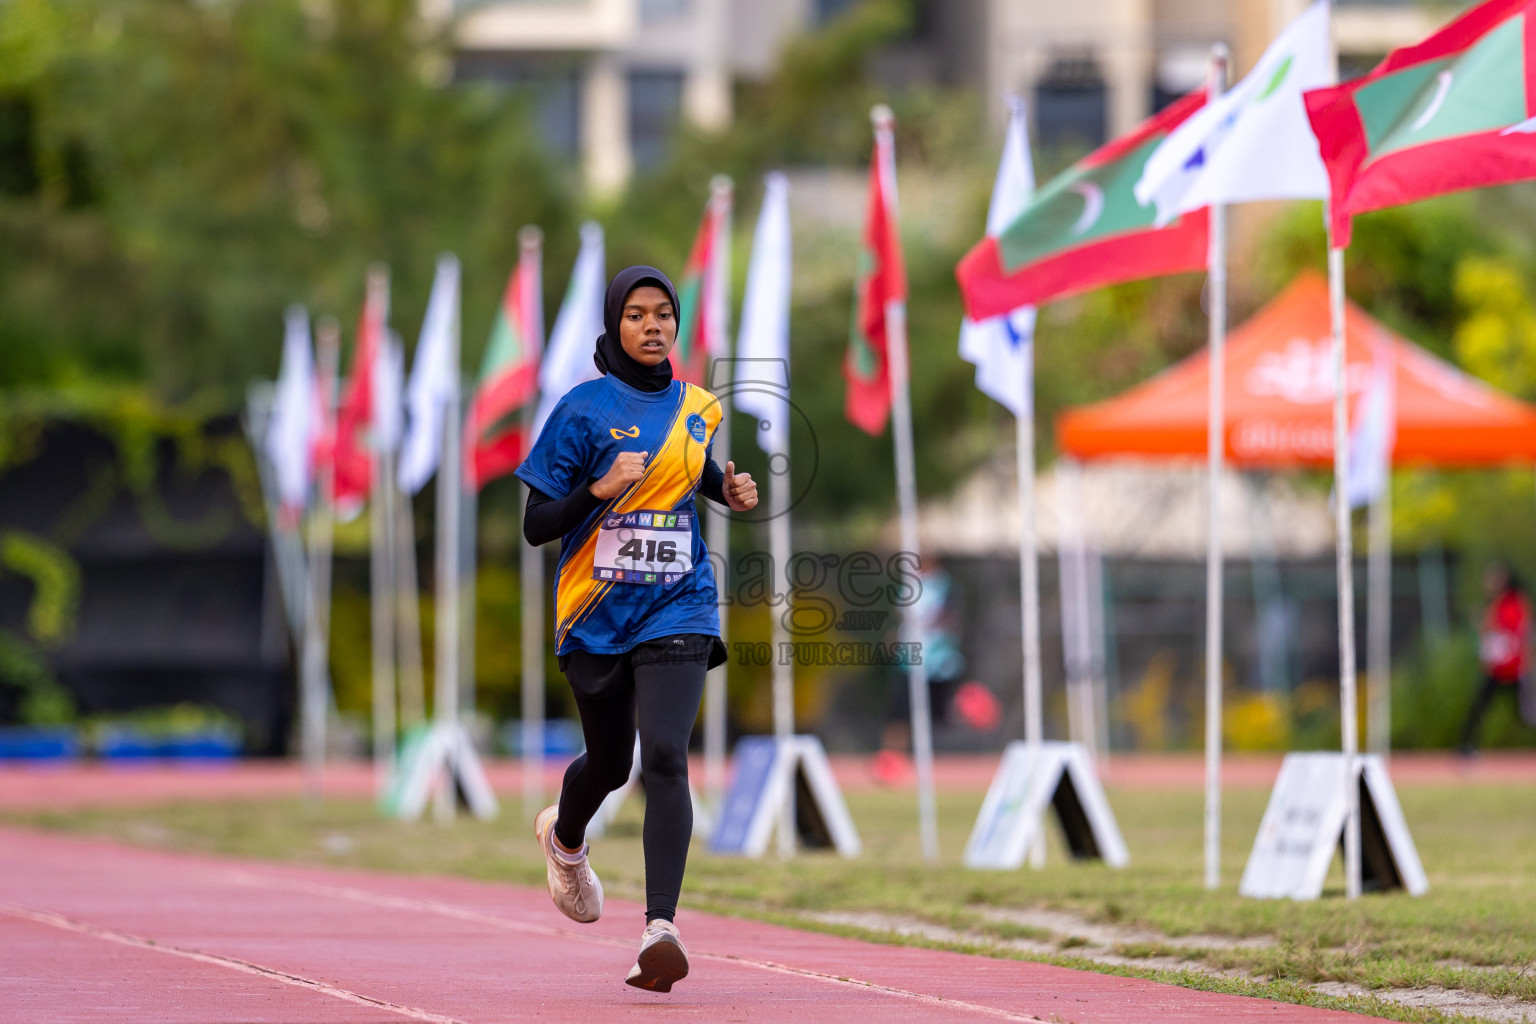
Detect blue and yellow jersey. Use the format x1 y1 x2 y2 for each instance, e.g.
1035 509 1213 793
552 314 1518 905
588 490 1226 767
514 375 723 655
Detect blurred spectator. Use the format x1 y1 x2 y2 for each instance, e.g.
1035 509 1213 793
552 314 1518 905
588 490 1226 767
873 560 967 785
1459 561 1533 755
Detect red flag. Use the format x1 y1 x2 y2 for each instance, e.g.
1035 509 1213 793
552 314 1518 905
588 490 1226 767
845 114 906 436
467 233 542 489
671 184 731 387
956 90 1209 321
1306 0 1536 248
331 270 388 517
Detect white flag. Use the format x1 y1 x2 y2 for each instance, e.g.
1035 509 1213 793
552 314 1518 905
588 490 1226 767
734 173 793 456
1136 1 1332 225
373 331 405 458
959 97 1038 418
533 222 606 438
1344 337 1396 509
268 305 318 513
398 254 461 495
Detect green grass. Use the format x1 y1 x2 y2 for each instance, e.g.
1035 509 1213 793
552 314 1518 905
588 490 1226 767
9 781 1536 1023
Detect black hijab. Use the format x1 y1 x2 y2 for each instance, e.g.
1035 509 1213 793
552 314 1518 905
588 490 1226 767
593 265 679 393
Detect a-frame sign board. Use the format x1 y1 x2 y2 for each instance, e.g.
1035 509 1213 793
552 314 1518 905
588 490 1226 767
964 740 1129 869
708 735 861 858
585 736 715 840
384 721 499 822
1240 752 1427 900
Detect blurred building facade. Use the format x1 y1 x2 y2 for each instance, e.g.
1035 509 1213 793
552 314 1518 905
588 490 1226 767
432 0 1456 188
984 0 1450 146
429 0 801 191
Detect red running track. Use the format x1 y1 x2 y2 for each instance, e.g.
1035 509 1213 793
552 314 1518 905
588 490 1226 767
0 826 1393 1024
2 751 1530 812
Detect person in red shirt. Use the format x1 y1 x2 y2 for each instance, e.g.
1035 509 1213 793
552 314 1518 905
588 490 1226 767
1459 562 1532 754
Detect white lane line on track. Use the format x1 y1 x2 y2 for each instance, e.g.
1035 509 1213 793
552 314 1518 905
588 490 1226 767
0 901 468 1024
222 871 1051 1024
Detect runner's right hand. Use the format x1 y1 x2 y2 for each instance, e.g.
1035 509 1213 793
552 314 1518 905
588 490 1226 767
589 451 648 499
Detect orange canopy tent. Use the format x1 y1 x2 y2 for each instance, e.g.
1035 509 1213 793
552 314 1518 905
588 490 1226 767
1057 271 1536 467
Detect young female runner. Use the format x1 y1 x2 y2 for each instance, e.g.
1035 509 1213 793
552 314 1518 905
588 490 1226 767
515 265 757 992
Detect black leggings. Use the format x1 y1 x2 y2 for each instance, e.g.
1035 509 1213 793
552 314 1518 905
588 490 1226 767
553 635 713 924
1460 674 1520 751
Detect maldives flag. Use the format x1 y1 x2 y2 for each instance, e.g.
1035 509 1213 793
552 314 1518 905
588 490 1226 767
467 232 543 489
956 89 1210 322
1305 0 1536 248
845 111 906 436
671 182 732 386
331 268 389 518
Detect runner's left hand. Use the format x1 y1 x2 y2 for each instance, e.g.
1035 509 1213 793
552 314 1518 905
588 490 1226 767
723 461 758 512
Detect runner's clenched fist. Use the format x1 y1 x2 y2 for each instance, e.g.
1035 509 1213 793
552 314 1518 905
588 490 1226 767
589 451 648 499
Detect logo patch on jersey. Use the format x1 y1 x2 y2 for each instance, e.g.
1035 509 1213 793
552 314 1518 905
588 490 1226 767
610 425 641 440
686 414 707 444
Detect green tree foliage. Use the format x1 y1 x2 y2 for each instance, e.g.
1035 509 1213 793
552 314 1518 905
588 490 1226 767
0 0 574 399
1257 195 1501 361
1454 257 1536 398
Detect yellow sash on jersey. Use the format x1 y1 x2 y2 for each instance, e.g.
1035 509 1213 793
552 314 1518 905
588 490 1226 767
554 384 721 648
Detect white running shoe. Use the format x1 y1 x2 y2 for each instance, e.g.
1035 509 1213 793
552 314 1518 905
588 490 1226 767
534 805 603 923
624 919 689 992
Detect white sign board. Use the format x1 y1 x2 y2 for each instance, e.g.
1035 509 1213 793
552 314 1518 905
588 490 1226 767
964 740 1128 870
385 721 499 822
585 735 714 840
708 735 861 858
1240 752 1427 900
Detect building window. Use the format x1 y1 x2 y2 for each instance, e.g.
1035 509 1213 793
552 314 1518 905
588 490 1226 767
452 53 581 161
1034 54 1107 151
638 0 690 18
1151 47 1210 113
628 69 685 172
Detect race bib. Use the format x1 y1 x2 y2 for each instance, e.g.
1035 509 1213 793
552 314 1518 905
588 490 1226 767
593 509 694 585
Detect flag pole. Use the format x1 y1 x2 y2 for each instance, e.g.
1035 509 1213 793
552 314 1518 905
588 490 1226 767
1008 95 1046 869
459 434 477 729
434 254 464 825
1016 341 1043 759
705 174 735 816
873 104 939 863
369 346 399 803
244 380 310 676
1328 239 1363 899
1202 44 1230 892
304 316 341 802
769 464 795 858
1367 481 1391 759
1321 6 1361 900
1062 464 1094 751
518 225 547 821
1062 463 1099 746
394 481 426 730
519 472 546 819
1367 343 1394 761
1053 456 1091 868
